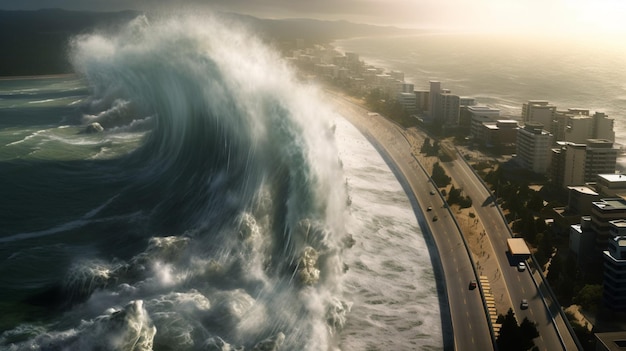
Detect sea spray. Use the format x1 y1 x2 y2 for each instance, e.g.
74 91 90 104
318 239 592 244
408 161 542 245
2 12 350 351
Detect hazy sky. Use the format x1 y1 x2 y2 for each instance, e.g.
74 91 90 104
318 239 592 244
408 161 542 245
2 0 626 37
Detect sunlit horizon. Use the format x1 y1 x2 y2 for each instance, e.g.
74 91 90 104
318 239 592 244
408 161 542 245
1 0 625 47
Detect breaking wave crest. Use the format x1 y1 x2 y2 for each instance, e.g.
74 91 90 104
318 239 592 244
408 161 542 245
2 13 350 351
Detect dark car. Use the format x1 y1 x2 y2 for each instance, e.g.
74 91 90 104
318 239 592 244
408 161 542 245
469 280 477 290
432 215 438 222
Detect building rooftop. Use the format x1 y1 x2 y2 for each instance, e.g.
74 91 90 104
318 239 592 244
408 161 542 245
593 198 626 210
567 186 599 196
598 174 626 183
595 331 626 351
610 219 626 228
468 106 499 112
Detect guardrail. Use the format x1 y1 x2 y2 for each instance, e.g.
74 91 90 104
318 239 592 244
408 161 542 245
395 128 499 351
453 146 583 351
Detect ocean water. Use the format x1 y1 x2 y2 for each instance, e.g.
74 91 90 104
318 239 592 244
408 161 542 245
335 33 626 148
0 15 442 351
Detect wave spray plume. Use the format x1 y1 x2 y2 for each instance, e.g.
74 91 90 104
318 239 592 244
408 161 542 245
3 13 351 351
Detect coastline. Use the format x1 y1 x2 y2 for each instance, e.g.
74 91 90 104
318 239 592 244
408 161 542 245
327 88 504 349
0 73 77 81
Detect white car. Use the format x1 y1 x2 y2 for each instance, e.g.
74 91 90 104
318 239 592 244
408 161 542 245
521 299 529 309
517 262 526 272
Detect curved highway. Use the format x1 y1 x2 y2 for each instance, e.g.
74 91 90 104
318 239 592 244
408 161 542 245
331 95 494 351
441 148 580 350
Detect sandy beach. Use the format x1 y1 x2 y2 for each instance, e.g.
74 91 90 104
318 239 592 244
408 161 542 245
328 89 511 317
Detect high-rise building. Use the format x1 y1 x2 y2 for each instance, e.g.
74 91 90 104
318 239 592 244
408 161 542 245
429 80 441 117
551 140 619 189
466 106 500 140
435 93 460 126
397 92 417 114
516 123 553 174
414 90 429 113
552 109 614 144
428 81 461 128
569 216 595 268
590 199 626 251
585 139 619 183
603 225 626 311
564 116 594 144
522 100 556 127
593 112 615 142
596 174 626 198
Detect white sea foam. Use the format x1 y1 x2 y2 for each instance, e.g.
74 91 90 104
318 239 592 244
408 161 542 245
0 13 444 351
334 116 443 349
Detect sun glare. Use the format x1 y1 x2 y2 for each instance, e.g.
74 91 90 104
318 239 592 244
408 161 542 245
564 0 626 35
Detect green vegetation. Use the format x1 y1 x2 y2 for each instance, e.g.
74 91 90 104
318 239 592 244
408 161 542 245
484 167 550 250
420 137 440 157
482 164 606 318
496 308 539 351
446 185 472 208
573 285 603 312
431 162 451 188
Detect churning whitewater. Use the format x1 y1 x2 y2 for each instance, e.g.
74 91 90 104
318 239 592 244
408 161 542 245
0 14 443 351
2 15 350 350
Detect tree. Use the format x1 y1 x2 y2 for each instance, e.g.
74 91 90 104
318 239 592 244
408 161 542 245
447 185 462 204
527 191 544 212
519 317 539 350
497 308 522 351
420 137 432 154
496 308 539 351
535 231 554 266
459 195 472 208
431 162 451 188
573 284 603 312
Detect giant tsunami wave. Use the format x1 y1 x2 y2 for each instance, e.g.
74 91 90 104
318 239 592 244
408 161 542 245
1 14 351 350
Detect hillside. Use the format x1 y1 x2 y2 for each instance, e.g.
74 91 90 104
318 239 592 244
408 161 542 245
0 9 416 77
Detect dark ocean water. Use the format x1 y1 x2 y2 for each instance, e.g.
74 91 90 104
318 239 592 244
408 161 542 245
0 15 442 351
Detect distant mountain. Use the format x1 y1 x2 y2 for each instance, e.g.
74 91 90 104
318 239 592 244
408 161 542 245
0 9 140 76
0 9 416 76
223 13 416 44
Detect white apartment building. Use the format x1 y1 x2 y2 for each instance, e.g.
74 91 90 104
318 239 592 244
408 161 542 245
516 123 553 174
558 112 616 144
397 92 417 114
428 80 441 117
564 116 594 144
551 140 619 189
468 106 500 140
596 174 626 198
593 112 615 142
522 100 556 127
427 81 462 128
585 139 619 183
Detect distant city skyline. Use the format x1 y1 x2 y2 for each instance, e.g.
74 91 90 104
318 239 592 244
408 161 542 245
2 0 626 39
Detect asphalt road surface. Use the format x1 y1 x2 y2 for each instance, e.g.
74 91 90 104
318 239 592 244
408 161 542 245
441 149 580 350
332 95 495 351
